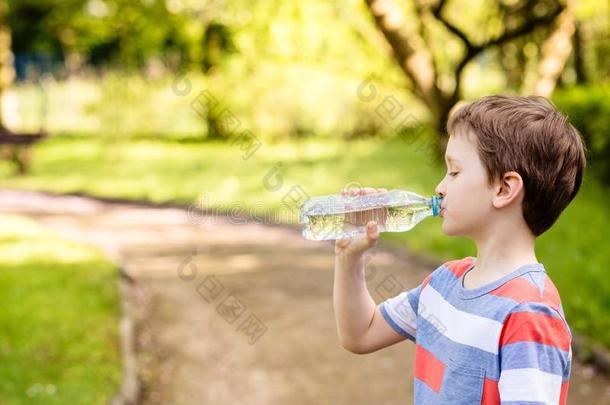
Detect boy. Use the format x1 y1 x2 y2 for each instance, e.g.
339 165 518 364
333 96 586 404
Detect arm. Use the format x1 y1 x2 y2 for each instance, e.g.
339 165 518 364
498 302 572 405
332 186 416 354
333 252 406 354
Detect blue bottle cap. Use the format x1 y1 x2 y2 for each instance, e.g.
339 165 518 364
431 196 442 216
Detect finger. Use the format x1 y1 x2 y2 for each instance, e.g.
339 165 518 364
361 187 378 195
335 236 351 249
365 221 379 244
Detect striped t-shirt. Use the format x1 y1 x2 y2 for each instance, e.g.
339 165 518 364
380 257 572 404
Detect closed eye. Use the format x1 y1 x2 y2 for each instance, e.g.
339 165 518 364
448 171 459 177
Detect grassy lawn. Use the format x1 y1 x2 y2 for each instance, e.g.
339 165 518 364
0 214 121 404
0 133 609 350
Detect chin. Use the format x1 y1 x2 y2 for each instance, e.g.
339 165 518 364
441 220 464 237
443 229 459 237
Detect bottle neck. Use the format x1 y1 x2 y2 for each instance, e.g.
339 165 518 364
430 196 442 216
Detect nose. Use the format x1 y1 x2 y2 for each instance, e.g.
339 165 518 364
434 178 446 198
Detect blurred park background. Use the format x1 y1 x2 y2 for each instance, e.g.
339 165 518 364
0 0 609 403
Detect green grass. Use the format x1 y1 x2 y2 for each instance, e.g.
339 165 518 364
0 214 121 404
0 133 609 349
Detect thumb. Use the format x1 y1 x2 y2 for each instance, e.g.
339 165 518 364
365 221 379 245
335 236 352 250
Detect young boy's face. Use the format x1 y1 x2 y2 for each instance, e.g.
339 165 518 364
434 129 496 238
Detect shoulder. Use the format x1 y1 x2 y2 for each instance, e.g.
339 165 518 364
425 256 476 286
498 270 571 347
500 300 572 353
490 268 563 312
442 256 476 277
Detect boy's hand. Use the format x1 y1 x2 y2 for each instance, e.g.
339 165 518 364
334 187 388 259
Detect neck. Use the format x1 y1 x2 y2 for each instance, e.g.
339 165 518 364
472 219 538 277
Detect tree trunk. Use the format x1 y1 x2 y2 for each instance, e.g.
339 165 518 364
0 25 15 129
363 0 449 122
573 21 587 84
0 2 15 131
532 0 575 97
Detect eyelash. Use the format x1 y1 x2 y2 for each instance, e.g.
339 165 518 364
448 171 459 177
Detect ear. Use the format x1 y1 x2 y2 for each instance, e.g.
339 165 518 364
492 171 524 209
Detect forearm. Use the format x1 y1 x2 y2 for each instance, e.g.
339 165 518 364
333 253 376 350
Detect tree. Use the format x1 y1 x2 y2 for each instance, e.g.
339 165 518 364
362 0 568 151
0 0 47 175
0 0 14 131
5 0 199 71
531 0 576 96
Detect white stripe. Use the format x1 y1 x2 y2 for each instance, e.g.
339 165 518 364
499 368 562 404
419 286 503 353
384 291 417 337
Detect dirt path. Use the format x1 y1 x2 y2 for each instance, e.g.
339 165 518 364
1 189 608 405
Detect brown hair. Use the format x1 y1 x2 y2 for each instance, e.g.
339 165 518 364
447 95 587 236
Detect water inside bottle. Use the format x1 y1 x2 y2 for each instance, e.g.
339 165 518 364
302 201 433 241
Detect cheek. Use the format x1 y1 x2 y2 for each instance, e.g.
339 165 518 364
453 173 489 198
444 176 492 222
442 203 488 236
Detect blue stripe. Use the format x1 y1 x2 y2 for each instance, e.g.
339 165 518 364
407 285 421 315
380 303 415 342
563 358 572 383
427 270 517 322
413 377 439 404
500 341 570 377
414 367 487 404
416 314 500 380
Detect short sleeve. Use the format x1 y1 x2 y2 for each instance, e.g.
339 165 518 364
498 302 572 405
379 280 425 342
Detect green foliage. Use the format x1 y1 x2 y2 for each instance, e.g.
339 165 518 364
0 214 121 404
202 22 236 73
574 0 610 83
6 0 200 69
553 83 610 184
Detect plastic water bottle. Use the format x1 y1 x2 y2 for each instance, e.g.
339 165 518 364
300 190 442 241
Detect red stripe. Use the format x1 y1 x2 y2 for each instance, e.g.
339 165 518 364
422 273 433 289
490 277 542 302
559 381 569 404
481 378 499 404
542 277 561 309
489 276 560 311
414 344 446 393
445 257 475 278
500 311 571 351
